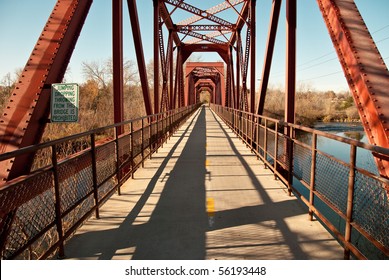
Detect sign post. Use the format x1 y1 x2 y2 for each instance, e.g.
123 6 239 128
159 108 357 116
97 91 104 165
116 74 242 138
51 83 79 122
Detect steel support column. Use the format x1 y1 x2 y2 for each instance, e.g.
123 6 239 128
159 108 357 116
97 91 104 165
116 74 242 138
257 0 282 115
127 0 153 115
236 30 241 109
229 45 236 109
173 47 182 109
113 0 124 135
169 43 174 110
250 0 256 113
285 0 296 124
153 0 160 114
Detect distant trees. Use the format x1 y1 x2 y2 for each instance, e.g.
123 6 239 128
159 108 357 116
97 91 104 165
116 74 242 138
263 84 359 126
0 63 361 143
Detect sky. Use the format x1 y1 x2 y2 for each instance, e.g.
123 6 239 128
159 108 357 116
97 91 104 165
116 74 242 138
0 0 389 93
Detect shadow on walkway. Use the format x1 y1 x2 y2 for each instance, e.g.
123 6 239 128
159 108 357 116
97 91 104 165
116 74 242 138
62 106 343 260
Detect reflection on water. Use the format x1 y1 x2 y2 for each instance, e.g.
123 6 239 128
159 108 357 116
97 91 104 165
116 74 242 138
343 131 364 141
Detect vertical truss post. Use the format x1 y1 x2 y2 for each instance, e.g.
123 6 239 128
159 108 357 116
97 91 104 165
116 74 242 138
229 45 236 109
226 61 231 107
127 0 153 116
236 30 241 109
179 56 185 107
160 28 172 112
285 0 296 124
173 47 181 109
169 44 174 110
250 0 256 114
113 0 124 135
153 0 160 114
257 0 282 115
285 0 296 195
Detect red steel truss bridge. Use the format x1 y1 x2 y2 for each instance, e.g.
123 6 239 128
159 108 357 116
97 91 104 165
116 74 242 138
0 0 388 260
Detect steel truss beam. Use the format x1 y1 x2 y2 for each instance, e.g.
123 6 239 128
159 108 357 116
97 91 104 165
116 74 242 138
0 0 92 181
164 0 234 28
257 0 282 115
176 25 233 32
177 0 245 26
178 29 228 45
113 0 124 135
127 0 153 116
317 0 389 181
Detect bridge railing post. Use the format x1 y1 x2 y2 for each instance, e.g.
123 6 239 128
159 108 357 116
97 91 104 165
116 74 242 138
114 126 122 195
274 122 279 180
286 126 294 196
90 133 100 219
344 144 357 259
130 121 134 179
309 133 317 221
264 119 268 168
148 116 152 159
141 118 145 168
51 144 65 259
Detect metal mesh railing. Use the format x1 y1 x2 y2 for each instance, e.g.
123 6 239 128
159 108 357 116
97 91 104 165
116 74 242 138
314 152 349 215
0 104 200 259
211 103 389 260
354 170 389 249
293 142 312 186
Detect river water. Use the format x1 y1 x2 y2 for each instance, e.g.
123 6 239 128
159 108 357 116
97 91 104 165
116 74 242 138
311 122 377 174
293 122 387 259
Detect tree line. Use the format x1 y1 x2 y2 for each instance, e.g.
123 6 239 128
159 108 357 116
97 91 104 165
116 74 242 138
0 59 360 143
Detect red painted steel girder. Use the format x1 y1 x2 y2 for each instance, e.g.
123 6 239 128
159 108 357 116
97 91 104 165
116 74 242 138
113 0 124 135
164 0 234 28
127 0 153 116
0 0 92 181
178 0 245 26
181 43 229 64
318 0 389 180
184 30 233 45
176 25 234 32
257 0 282 115
178 29 228 45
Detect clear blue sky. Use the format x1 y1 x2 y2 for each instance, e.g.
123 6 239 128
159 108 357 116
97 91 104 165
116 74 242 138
1 0 389 93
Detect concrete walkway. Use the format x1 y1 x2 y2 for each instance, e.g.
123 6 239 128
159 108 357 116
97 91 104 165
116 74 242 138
62 106 343 260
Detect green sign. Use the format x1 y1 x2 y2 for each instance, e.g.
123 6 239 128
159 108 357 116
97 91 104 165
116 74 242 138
51 83 79 122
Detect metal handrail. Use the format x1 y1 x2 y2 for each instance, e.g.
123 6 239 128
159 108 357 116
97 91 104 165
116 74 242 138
211 103 389 260
0 104 200 259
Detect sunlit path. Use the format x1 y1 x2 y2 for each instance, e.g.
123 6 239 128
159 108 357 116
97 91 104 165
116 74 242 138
62 106 343 260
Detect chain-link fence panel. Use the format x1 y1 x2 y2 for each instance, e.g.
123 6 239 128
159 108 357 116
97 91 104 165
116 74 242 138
0 171 56 259
293 143 312 186
58 152 93 214
96 142 116 186
353 170 389 250
314 152 349 214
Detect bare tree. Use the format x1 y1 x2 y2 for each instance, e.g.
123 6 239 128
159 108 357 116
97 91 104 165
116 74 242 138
82 60 111 89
